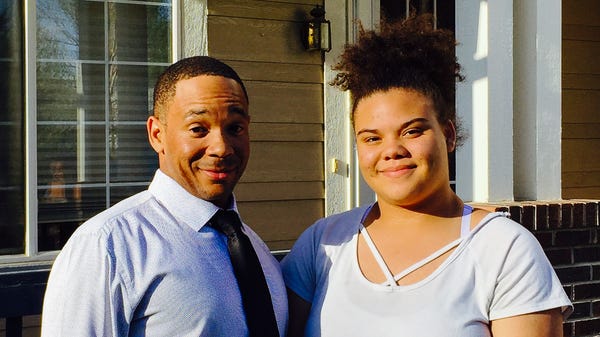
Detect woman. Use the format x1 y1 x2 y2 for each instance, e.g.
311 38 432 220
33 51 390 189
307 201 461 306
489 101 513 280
281 15 571 337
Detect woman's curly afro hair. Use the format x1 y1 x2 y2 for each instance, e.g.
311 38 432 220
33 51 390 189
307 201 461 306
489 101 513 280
331 14 465 144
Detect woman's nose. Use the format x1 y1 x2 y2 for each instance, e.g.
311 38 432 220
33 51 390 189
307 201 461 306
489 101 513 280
382 138 408 160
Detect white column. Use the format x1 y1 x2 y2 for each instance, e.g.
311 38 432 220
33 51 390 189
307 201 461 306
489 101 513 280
350 0 378 208
455 0 514 202
324 0 379 215
181 0 207 58
324 0 353 216
513 0 562 200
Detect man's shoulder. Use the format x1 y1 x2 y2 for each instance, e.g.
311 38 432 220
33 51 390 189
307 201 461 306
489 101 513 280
51 191 157 276
72 190 155 239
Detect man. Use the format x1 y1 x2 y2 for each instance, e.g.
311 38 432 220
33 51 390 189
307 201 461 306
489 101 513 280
41 56 287 336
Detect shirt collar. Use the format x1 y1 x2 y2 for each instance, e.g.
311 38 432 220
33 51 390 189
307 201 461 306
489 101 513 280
148 169 240 232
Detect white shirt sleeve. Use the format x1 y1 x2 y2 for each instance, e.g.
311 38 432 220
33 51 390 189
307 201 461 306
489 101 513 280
41 228 131 337
480 217 573 320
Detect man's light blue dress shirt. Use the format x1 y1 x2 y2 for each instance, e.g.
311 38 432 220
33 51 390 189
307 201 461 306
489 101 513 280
41 170 288 336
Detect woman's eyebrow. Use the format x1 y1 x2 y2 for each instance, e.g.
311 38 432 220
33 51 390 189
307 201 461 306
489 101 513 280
356 117 429 136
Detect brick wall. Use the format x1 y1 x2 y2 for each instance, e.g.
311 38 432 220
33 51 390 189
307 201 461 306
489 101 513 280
491 201 600 337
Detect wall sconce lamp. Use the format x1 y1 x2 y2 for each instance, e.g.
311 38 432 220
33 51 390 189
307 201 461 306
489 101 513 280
304 5 331 52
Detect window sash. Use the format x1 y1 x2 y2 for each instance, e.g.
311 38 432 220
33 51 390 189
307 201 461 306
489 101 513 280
0 0 176 262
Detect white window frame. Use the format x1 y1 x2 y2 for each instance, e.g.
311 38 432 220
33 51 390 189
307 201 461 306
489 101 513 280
1 0 179 264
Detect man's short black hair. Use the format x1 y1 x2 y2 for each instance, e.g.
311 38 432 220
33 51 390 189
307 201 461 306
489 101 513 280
153 56 248 121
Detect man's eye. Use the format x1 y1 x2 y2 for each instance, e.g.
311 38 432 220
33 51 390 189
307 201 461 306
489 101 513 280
229 125 245 135
190 126 208 135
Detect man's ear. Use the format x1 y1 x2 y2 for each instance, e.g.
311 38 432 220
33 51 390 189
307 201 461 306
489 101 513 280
147 115 165 154
444 121 457 152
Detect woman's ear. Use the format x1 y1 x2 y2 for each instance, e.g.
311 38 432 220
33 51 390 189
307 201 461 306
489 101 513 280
147 115 165 155
444 121 457 152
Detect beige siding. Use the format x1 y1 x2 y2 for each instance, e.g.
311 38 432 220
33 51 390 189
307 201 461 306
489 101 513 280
207 0 325 250
562 0 600 199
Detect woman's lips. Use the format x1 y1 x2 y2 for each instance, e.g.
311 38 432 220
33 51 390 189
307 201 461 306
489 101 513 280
379 165 415 177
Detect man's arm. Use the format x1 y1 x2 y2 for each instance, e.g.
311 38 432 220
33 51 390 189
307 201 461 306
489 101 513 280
41 233 127 337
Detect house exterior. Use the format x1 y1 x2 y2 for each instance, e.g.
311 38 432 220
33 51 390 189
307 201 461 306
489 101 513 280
0 0 599 336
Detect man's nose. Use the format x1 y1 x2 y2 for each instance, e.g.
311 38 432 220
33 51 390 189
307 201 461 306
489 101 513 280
206 128 234 157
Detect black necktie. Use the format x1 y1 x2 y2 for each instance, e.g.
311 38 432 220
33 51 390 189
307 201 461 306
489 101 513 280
209 210 279 337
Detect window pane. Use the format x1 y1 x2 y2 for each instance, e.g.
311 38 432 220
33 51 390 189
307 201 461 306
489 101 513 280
0 0 25 254
37 62 106 122
109 123 157 183
36 0 170 252
78 1 106 61
37 0 105 61
107 64 165 183
37 124 107 185
109 65 165 121
110 185 147 206
38 185 106 251
110 3 171 63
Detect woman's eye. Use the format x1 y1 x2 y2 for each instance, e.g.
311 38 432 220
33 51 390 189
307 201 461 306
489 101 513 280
363 136 380 143
404 128 423 137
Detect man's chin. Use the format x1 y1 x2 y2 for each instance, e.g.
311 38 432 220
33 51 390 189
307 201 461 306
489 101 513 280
202 186 235 204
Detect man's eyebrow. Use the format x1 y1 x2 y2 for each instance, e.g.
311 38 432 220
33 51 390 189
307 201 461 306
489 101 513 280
229 105 249 117
182 105 248 119
184 109 208 118
356 117 429 136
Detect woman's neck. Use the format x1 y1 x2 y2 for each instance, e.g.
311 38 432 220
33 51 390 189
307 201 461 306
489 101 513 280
377 189 463 220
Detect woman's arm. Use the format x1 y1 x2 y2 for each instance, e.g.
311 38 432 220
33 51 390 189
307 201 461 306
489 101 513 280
490 308 564 337
286 288 312 337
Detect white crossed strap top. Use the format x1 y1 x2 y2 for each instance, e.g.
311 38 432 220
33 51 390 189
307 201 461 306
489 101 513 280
359 204 473 287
